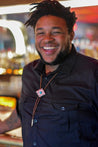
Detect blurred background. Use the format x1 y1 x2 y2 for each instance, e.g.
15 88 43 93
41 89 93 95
0 0 98 146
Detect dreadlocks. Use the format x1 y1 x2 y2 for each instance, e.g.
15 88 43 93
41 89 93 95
25 0 77 33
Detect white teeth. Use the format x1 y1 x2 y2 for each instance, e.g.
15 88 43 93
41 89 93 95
43 47 55 50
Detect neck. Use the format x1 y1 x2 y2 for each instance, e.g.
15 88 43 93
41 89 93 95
45 64 59 74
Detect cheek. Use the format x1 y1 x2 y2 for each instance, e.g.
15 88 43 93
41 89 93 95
59 38 67 47
35 36 43 46
58 35 67 43
35 37 40 47
60 38 70 51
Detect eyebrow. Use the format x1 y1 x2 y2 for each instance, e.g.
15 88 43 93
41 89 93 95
36 26 62 31
36 28 43 31
52 27 62 30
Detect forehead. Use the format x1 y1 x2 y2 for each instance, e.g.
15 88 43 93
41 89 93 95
35 15 67 30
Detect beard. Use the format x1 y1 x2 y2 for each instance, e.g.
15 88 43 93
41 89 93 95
36 41 71 65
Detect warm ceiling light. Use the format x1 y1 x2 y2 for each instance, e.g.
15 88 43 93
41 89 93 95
0 4 30 15
60 0 98 8
0 0 98 15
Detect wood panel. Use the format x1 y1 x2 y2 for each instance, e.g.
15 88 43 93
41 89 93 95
0 0 42 6
0 0 66 6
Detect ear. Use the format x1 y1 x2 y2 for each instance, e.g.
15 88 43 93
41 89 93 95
70 31 74 41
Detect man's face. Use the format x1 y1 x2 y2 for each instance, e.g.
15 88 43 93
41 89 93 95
35 15 74 65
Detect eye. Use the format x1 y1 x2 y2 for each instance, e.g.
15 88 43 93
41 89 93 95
52 31 63 35
36 31 45 36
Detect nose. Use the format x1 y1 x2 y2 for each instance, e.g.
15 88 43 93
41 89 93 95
43 33 54 43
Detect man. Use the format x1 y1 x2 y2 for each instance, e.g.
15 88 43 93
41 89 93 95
19 0 98 147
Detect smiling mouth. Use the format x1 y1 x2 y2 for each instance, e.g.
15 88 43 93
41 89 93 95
43 47 56 50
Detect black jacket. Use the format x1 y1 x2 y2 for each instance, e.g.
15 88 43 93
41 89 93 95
19 45 98 147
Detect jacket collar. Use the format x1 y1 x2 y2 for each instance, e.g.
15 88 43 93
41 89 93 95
58 44 78 75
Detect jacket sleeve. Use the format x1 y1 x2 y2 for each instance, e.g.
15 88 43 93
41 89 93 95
95 64 98 143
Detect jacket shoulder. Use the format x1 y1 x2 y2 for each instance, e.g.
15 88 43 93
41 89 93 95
23 59 40 71
77 52 98 66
